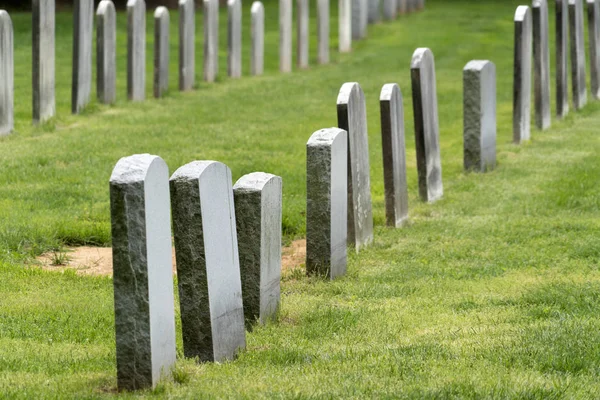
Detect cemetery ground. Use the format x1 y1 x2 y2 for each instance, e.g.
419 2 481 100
1 0 600 397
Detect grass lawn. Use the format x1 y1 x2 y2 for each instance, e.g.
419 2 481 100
2 0 600 397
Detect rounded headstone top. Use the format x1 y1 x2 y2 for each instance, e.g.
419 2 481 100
110 154 167 184
170 160 229 182
337 82 363 106
233 172 281 192
463 60 495 72
97 0 116 15
307 127 347 146
0 10 11 23
411 48 434 69
251 1 264 13
380 83 401 102
154 6 169 18
515 5 531 21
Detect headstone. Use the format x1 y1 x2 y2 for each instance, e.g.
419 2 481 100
407 0 414 12
204 0 219 82
398 0 407 15
170 161 246 362
361 0 369 35
233 172 282 327
380 84 408 228
96 1 116 105
280 0 292 72
32 0 55 124
513 6 532 143
306 128 348 279
569 0 587 109
368 0 381 23
228 0 242 78
556 0 569 118
250 2 264 76
463 60 496 172
71 0 93 114
109 154 177 391
179 0 195 91
153 7 169 98
352 0 366 39
297 0 309 68
532 0 551 130
417 0 425 10
587 0 600 99
127 0 146 101
411 48 443 202
339 0 352 52
0 11 13 136
317 0 329 64
382 0 397 20
336 82 374 251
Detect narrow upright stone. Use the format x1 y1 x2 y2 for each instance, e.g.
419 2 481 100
280 0 292 72
0 11 13 136
569 0 587 109
297 0 309 68
513 6 532 143
556 0 569 118
533 0 551 130
228 0 242 78
368 0 381 23
380 84 408 228
127 0 146 101
97 0 116 105
588 0 600 98
463 61 496 172
32 0 55 124
317 0 330 64
398 0 407 15
179 0 195 91
339 0 352 52
407 0 415 12
250 2 264 76
204 0 219 82
109 154 177 391
71 0 93 114
170 161 246 363
154 7 169 98
306 128 348 279
382 0 397 20
233 173 282 327
337 82 374 251
411 48 443 202
352 0 367 39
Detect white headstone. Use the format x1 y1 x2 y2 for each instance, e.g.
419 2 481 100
96 0 116 105
339 0 352 52
204 0 219 82
280 0 293 72
127 0 146 101
72 0 93 114
368 0 381 23
352 0 367 39
154 7 169 98
532 0 551 130
228 0 242 78
382 0 397 20
179 0 195 91
32 0 55 124
317 0 330 64
513 6 532 143
0 10 13 136
251 2 265 76
556 0 569 118
569 0 587 109
297 0 309 68
587 0 600 99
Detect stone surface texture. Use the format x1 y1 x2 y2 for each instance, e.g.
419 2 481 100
368 0 381 23
556 0 569 118
228 0 242 78
127 0 146 101
513 6 532 143
250 2 264 75
204 0 219 82
0 11 13 135
32 0 55 124
179 0 195 91
280 0 292 72
569 0 587 109
109 154 176 391
306 128 348 279
588 0 600 98
72 0 93 114
97 0 116 105
383 0 396 20
532 0 551 130
170 161 246 363
297 0 309 69
339 0 351 52
317 0 329 64
352 0 366 39
154 7 169 98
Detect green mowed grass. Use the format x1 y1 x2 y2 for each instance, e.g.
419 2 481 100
2 0 600 397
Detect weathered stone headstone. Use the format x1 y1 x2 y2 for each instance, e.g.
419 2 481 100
513 6 532 143
532 0 551 130
336 82 374 251
352 0 366 39
463 60 496 172
361 0 369 35
204 0 219 82
411 48 443 202
588 0 600 99
179 0 195 91
233 172 282 327
250 2 264 76
71 0 93 115
297 0 309 68
339 0 352 52
317 0 329 64
280 0 292 72
97 0 116 105
306 128 348 279
368 0 381 23
0 11 13 136
383 0 397 20
170 161 246 362
127 0 145 101
380 84 408 227
109 154 177 391
569 0 587 109
556 0 569 118
32 0 55 124
154 7 169 98
228 0 242 78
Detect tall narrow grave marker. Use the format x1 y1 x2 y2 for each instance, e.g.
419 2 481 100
556 0 569 118
317 0 330 64
32 0 55 123
513 6 532 143
0 10 13 135
97 1 116 105
588 0 600 98
251 2 264 76
280 0 292 72
127 0 146 101
72 0 93 114
154 7 169 98
569 0 587 109
228 0 242 78
179 0 195 91
533 0 551 130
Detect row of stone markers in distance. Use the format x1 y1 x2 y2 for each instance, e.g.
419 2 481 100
109 155 282 390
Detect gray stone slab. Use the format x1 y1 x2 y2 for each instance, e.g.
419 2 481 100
71 0 93 114
339 0 352 52
317 0 329 64
127 0 146 101
179 0 195 91
463 60 496 173
336 82 374 251
411 48 443 202
361 0 369 35
0 11 13 136
153 7 169 99
233 172 282 327
306 128 348 279
109 154 177 391
280 0 292 72
297 0 309 69
204 0 219 82
382 0 397 20
368 0 381 23
588 0 600 98
380 84 408 228
228 0 242 78
556 0 569 118
513 6 532 143
32 0 55 124
170 161 246 362
97 0 116 105
250 2 264 76
533 0 551 130
352 0 367 39
569 0 587 109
